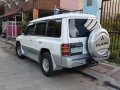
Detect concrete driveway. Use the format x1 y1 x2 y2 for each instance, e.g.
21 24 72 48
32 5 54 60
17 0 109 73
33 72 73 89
0 40 115 90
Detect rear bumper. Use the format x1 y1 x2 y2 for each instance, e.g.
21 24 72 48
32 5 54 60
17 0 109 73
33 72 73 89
61 54 89 68
61 51 110 68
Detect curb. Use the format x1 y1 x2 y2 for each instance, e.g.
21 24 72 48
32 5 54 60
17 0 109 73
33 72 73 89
5 40 15 47
76 65 120 89
0 38 15 46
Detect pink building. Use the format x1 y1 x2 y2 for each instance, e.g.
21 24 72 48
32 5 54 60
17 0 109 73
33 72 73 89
60 0 83 10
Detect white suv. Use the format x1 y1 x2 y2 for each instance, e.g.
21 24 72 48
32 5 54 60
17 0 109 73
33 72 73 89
16 13 110 76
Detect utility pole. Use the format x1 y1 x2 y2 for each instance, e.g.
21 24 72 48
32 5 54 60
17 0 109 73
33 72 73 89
33 0 39 19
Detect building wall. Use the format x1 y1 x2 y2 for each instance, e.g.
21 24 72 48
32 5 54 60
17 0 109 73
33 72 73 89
4 0 83 15
39 0 60 10
38 0 83 11
3 0 84 20
78 0 83 10
60 0 83 10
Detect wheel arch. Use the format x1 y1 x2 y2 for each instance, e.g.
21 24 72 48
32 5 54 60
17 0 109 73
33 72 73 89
15 40 25 58
39 48 51 61
40 48 50 55
39 48 61 70
16 41 20 45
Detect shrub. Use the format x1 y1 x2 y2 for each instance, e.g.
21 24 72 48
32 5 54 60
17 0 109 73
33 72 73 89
20 11 33 33
101 14 120 64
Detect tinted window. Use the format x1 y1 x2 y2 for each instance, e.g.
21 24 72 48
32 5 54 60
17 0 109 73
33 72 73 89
25 25 35 35
69 19 98 38
47 19 61 38
35 21 46 36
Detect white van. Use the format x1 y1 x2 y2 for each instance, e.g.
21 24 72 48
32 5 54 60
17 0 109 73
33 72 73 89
16 13 110 76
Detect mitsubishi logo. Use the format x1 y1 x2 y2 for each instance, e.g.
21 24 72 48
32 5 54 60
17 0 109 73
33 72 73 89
96 36 109 47
101 36 104 40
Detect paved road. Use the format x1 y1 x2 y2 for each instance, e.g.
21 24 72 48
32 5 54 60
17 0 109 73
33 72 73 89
0 40 115 90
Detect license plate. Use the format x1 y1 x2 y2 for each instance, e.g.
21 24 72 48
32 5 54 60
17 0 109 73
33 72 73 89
71 47 83 54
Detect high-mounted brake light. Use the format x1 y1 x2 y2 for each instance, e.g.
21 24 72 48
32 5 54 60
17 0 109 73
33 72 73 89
61 44 70 56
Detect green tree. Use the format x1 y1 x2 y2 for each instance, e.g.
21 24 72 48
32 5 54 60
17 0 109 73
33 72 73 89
101 13 120 64
0 0 5 15
0 0 5 34
116 14 120 20
21 11 33 33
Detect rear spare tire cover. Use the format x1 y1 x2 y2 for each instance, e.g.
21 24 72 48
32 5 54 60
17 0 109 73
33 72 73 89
88 28 110 58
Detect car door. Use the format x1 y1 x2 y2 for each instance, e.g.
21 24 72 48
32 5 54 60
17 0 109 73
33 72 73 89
68 18 99 56
29 21 47 62
21 23 35 57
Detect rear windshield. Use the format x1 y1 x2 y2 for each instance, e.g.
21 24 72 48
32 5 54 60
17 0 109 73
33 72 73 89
69 19 99 38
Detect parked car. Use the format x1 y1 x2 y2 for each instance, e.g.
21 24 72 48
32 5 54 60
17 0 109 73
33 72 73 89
1 28 7 38
16 13 110 77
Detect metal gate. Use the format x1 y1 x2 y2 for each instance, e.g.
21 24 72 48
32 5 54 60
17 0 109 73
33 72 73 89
2 21 21 39
101 0 120 64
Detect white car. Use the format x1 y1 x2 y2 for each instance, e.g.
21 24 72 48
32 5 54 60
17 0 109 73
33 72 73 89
16 13 110 76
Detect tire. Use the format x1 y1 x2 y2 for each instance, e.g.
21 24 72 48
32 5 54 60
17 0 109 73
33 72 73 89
16 43 25 59
41 52 54 77
87 28 110 59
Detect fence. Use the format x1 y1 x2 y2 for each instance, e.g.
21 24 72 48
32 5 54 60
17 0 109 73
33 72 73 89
2 21 21 39
101 0 120 64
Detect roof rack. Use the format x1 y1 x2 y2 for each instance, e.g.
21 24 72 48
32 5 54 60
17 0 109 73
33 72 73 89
59 9 83 14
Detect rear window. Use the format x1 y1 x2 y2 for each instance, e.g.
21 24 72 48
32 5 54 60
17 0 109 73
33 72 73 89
69 19 99 38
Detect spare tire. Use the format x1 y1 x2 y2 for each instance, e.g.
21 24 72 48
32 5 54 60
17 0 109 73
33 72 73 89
88 28 110 60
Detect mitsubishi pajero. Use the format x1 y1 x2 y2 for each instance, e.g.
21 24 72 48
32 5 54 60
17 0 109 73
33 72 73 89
16 13 110 76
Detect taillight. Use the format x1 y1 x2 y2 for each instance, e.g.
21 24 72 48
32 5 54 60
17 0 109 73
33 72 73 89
61 44 70 57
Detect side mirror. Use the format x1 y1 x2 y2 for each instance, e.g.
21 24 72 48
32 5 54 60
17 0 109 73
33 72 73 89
21 29 25 35
21 33 24 35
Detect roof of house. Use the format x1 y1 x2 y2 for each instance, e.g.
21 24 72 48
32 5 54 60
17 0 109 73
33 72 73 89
0 9 19 18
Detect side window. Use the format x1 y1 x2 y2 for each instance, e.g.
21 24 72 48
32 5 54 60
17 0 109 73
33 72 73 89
35 21 47 36
25 25 35 35
47 19 62 38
